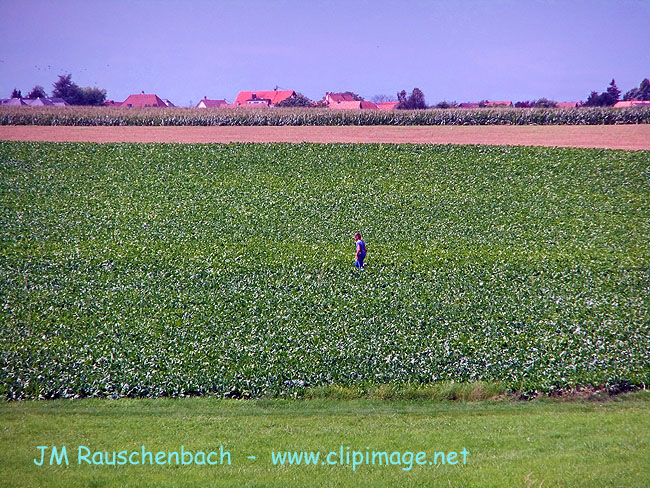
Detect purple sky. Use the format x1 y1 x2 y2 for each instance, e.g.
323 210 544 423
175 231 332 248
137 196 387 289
1 0 648 106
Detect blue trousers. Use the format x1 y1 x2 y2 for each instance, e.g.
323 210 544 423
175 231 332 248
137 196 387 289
355 256 365 269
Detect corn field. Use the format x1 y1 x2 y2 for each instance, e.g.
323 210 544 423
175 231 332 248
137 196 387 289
1 106 649 126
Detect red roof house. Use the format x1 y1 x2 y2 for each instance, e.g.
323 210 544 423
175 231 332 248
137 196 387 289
121 92 170 108
234 89 295 107
613 100 650 108
329 100 378 110
556 102 580 109
484 100 513 107
324 92 358 105
196 96 228 108
360 101 378 109
376 102 399 111
23 97 54 106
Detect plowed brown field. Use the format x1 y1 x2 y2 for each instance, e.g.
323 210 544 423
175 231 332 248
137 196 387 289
1 125 649 150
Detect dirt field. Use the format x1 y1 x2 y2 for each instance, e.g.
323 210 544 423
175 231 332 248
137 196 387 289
1 125 649 150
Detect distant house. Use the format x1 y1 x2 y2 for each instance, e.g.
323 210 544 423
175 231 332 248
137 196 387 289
234 89 295 107
359 101 378 109
24 97 54 106
0 98 28 106
484 100 513 108
196 96 228 108
104 100 123 107
121 92 170 108
613 100 650 108
459 101 512 108
330 100 379 110
376 102 399 111
0 97 69 107
556 102 580 109
49 98 69 107
324 92 358 106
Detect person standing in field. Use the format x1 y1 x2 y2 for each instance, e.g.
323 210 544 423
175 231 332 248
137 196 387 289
354 233 366 269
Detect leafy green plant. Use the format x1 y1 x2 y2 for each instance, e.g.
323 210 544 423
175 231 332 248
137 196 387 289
1 142 648 399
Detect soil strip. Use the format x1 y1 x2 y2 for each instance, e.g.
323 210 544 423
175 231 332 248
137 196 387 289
1 125 649 150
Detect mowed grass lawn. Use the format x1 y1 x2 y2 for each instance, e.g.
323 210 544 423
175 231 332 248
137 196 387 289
0 394 649 488
1 142 649 399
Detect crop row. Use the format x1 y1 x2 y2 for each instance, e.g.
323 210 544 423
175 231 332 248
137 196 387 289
1 106 649 126
1 142 648 399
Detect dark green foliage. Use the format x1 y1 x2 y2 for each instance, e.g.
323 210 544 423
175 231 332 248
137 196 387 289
26 85 47 99
534 97 557 108
584 91 601 107
409 88 427 109
1 142 648 399
340 91 364 101
516 99 557 108
585 79 622 107
52 73 80 104
435 101 458 109
624 78 650 101
606 79 621 105
10 88 21 99
397 90 407 107
78 86 107 106
274 92 313 107
51 73 106 105
397 88 427 109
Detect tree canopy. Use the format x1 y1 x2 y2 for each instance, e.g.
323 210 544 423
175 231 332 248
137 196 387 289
397 88 427 109
623 78 650 101
52 74 80 103
515 98 557 108
52 74 106 105
275 92 313 107
27 85 47 99
584 79 620 107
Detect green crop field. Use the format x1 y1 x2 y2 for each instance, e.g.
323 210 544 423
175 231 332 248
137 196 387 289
1 105 649 126
1 142 648 400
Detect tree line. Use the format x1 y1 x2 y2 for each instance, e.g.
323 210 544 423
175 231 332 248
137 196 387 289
9 74 649 109
10 74 107 106
277 78 649 110
584 78 650 107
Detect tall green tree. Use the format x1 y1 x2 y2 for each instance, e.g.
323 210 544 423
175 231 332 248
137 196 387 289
408 88 427 109
605 79 620 105
52 74 107 105
534 98 557 108
641 78 650 100
78 87 107 106
397 88 427 109
584 91 601 107
27 85 47 99
623 78 650 101
52 74 81 104
10 88 22 98
396 90 408 108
